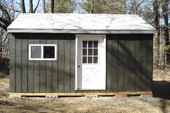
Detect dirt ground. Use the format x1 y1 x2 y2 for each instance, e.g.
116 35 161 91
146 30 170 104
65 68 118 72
0 68 170 113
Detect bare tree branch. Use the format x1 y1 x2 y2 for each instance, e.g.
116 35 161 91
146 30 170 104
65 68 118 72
3 32 8 44
16 2 21 6
6 7 21 13
33 0 40 13
0 17 10 26
0 23 7 31
0 3 11 22
136 0 145 10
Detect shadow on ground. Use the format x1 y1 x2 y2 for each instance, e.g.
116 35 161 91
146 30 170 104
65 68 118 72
153 81 170 99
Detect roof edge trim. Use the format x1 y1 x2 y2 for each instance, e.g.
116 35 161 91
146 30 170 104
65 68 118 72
7 29 156 34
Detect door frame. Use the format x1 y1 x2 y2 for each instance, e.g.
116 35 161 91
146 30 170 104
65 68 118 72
75 35 106 90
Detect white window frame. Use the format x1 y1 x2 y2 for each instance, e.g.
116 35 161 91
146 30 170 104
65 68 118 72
29 44 57 60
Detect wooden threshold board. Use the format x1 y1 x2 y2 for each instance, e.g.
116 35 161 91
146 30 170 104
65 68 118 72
10 91 152 97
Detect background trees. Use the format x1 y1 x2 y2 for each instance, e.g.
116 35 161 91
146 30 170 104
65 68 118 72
81 0 126 14
0 0 170 69
0 0 40 60
152 0 170 69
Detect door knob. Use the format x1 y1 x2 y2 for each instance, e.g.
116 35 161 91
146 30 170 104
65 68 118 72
78 65 80 68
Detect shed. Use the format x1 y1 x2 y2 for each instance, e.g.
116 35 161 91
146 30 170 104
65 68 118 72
7 13 155 96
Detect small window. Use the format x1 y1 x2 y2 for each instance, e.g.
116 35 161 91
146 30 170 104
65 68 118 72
29 44 57 60
82 41 98 64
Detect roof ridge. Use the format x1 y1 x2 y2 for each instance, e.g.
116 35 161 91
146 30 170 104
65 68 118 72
19 13 138 16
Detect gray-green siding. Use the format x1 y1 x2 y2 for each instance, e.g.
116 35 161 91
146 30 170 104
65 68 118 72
9 33 153 93
107 34 153 92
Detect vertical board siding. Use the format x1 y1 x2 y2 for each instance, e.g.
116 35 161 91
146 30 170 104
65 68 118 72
135 40 141 91
70 40 75 93
128 39 136 91
139 40 147 91
117 41 124 92
58 40 65 92
64 40 71 93
15 38 22 92
9 34 16 92
33 40 40 93
111 40 118 92
123 40 130 91
107 40 112 92
10 33 152 93
46 40 53 93
28 40 34 93
146 39 153 91
107 34 153 92
11 34 75 93
21 39 28 92
52 40 58 92
40 39 46 93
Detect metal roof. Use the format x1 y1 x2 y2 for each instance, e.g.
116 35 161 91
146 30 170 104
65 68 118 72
7 13 155 34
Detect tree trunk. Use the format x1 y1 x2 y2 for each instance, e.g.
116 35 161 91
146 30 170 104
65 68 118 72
50 0 54 13
159 28 166 69
153 0 160 67
123 0 127 14
20 0 26 13
29 0 33 13
163 0 169 45
133 0 137 14
42 0 46 13
163 0 169 66
90 0 94 14
0 30 2 59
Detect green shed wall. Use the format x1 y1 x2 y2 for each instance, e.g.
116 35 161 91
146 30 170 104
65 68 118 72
9 33 75 93
9 33 153 93
106 34 153 92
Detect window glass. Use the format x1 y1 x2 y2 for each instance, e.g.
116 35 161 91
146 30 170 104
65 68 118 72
88 41 92 48
83 41 87 47
88 49 92 55
43 46 55 58
94 49 98 55
31 46 41 58
88 57 92 63
93 57 98 63
94 41 98 47
83 57 87 63
30 44 56 60
82 41 98 64
83 49 87 55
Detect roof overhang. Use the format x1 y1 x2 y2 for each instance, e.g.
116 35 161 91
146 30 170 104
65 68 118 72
7 29 156 34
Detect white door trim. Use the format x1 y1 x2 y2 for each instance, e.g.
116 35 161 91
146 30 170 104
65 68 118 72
75 35 106 90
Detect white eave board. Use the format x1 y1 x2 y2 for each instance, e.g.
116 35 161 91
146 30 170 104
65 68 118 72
7 13 156 34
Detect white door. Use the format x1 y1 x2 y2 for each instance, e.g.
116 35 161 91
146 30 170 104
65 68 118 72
76 35 106 90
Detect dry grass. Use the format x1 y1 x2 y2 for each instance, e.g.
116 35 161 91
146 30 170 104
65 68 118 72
0 68 170 113
0 97 170 113
153 68 170 81
0 76 9 89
